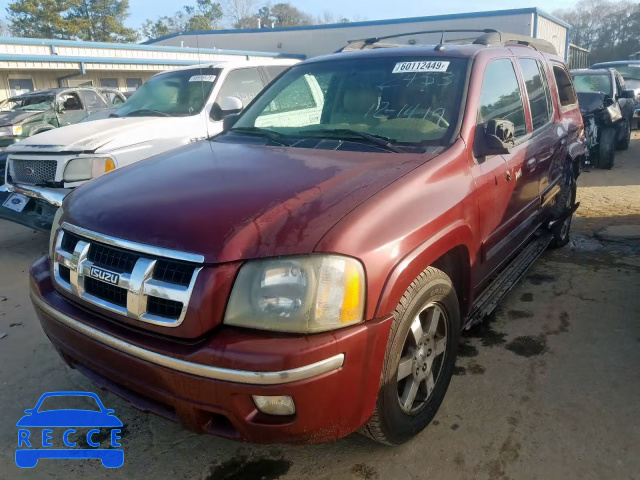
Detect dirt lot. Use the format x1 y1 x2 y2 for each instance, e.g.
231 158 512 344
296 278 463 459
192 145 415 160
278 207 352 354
1 134 639 480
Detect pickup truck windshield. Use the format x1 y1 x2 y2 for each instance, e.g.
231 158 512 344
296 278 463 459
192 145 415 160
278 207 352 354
0 94 54 112
231 57 467 148
116 68 221 117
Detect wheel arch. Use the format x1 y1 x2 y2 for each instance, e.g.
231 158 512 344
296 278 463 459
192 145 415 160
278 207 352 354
374 221 475 327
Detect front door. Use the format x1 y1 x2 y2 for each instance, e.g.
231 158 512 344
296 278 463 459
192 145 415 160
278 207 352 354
56 92 87 126
471 57 532 285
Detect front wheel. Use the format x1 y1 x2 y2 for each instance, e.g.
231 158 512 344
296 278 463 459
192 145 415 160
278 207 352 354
360 267 459 445
598 127 616 169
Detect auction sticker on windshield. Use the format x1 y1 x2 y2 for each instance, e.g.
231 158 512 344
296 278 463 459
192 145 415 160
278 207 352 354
392 61 450 73
189 75 216 82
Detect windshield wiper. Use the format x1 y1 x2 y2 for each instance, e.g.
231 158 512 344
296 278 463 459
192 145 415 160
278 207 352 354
122 109 171 117
229 127 290 146
302 128 405 153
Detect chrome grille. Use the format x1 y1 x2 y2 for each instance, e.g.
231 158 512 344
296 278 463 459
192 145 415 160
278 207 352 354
52 223 203 327
10 159 57 185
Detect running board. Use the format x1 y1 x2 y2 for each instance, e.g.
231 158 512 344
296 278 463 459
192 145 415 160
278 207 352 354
465 232 553 329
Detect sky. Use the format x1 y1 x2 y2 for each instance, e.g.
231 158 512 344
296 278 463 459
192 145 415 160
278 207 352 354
127 0 579 30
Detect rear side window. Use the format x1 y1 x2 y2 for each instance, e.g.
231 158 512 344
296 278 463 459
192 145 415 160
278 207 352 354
80 91 107 110
477 59 527 138
553 66 578 107
217 68 265 108
518 59 553 130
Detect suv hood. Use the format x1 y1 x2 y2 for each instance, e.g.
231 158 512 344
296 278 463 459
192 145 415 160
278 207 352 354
0 110 41 127
64 140 432 263
6 116 203 153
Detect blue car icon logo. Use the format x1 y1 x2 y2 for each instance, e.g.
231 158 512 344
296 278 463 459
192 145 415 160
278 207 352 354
16 391 124 468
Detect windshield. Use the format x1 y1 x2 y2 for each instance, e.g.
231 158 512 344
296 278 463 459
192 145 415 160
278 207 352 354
230 57 467 148
116 68 220 117
0 94 54 112
572 74 613 96
613 65 640 90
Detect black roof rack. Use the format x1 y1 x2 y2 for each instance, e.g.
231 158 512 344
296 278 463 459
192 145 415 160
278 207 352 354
337 29 558 56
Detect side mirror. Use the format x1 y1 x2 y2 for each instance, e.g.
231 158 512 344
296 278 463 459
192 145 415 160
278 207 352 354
210 96 243 121
223 113 240 131
620 89 636 99
475 119 515 157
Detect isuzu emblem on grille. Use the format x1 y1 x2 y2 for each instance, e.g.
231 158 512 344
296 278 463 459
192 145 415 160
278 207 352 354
89 266 120 285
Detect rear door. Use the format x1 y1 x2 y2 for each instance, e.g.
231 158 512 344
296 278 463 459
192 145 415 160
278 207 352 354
516 57 562 214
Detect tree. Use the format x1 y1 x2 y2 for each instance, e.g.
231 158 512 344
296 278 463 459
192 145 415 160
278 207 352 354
66 0 138 42
270 3 312 27
184 0 224 30
0 17 12 36
7 0 77 39
7 0 138 41
223 0 257 28
141 0 223 40
555 0 640 63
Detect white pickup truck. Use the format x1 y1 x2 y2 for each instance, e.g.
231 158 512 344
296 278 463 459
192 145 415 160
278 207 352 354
0 58 299 230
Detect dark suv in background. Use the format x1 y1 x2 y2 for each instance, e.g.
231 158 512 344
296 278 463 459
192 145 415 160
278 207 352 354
0 87 126 150
590 60 640 129
571 68 637 168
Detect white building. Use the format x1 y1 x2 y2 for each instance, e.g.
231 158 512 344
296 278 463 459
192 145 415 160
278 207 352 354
0 38 303 101
146 8 571 60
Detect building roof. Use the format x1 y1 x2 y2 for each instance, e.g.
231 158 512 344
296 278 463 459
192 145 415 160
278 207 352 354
144 8 571 45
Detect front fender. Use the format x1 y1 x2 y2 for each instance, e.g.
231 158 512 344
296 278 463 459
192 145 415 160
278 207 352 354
375 220 476 319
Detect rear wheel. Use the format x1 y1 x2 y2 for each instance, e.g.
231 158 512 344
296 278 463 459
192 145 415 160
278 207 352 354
549 173 577 249
598 127 616 169
360 267 459 445
616 120 631 150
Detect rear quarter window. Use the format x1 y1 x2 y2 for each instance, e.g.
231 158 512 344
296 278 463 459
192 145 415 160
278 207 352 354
553 65 578 107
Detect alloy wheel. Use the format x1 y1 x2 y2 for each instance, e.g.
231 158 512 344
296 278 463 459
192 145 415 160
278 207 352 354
396 302 448 414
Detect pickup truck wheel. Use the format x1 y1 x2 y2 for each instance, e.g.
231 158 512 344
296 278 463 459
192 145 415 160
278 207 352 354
598 127 616 169
549 174 577 249
616 120 631 151
360 267 459 445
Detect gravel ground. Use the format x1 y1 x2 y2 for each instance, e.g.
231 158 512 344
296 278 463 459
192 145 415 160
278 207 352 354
1 133 639 480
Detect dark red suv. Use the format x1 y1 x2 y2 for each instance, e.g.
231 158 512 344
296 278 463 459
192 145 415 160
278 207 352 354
30 31 586 445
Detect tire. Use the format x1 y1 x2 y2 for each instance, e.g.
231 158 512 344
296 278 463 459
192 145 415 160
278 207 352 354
616 120 631 151
360 267 460 445
598 127 616 169
549 174 577 249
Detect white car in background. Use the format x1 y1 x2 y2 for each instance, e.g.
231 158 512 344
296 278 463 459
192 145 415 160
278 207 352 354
0 58 299 230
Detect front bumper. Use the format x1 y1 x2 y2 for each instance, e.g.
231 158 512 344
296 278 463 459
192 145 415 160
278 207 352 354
0 189 58 231
30 255 393 444
0 184 71 231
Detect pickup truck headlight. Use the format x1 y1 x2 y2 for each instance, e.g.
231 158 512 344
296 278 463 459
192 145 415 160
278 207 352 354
63 157 115 182
224 255 365 333
0 125 23 136
49 205 64 258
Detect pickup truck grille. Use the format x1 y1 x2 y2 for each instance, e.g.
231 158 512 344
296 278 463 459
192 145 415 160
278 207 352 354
10 159 57 185
52 223 203 327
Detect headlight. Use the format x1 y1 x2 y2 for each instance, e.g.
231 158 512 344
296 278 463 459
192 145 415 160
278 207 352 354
224 255 365 333
12 125 22 136
49 205 64 258
63 157 115 182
